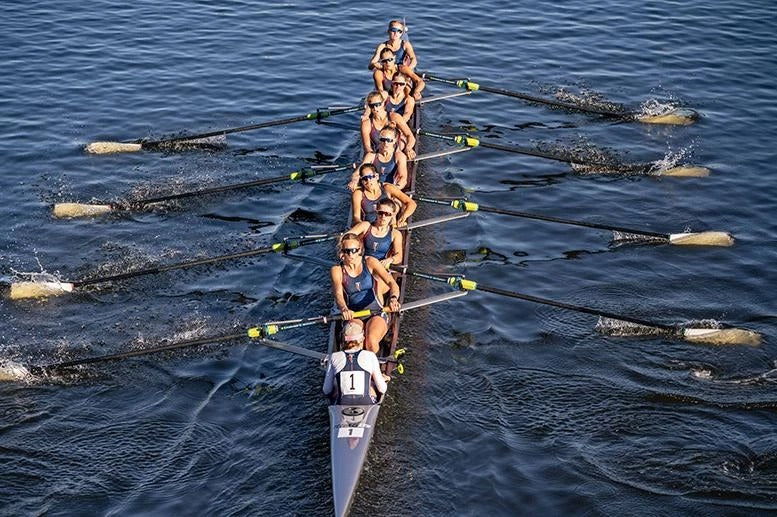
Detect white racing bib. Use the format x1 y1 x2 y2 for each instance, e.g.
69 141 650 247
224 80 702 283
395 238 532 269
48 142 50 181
339 370 366 396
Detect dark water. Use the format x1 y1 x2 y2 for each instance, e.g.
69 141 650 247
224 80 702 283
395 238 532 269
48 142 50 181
1 1 776 514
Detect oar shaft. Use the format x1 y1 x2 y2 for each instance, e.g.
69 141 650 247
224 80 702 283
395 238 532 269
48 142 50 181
422 73 634 118
75 235 336 287
39 333 245 371
136 165 352 206
143 106 361 148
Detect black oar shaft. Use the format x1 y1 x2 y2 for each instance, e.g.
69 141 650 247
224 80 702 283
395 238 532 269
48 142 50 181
37 333 245 372
136 165 351 206
419 130 653 173
422 73 634 118
143 106 361 148
407 270 675 332
75 235 336 287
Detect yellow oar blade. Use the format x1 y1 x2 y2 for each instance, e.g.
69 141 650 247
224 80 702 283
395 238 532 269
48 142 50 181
637 108 698 125
683 328 762 346
668 231 734 246
53 203 113 218
9 281 74 300
85 141 143 154
656 166 710 177
0 361 32 382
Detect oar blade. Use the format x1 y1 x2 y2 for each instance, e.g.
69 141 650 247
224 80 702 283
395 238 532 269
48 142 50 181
85 141 143 154
655 165 710 177
668 231 734 247
53 203 113 219
683 328 762 346
8 281 74 300
637 108 698 126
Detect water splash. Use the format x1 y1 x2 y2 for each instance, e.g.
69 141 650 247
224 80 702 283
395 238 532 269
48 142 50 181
0 360 32 382
611 231 667 245
554 87 628 115
595 317 667 337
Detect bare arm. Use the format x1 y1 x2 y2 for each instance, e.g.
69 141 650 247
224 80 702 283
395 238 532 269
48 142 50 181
383 229 403 267
384 183 416 225
373 69 389 99
347 220 370 238
402 67 426 100
330 265 353 320
403 41 418 70
360 117 374 155
368 43 386 71
367 256 400 311
392 151 408 190
351 190 364 224
390 113 416 160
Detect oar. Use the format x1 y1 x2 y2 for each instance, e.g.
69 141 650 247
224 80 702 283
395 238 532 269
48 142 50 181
421 73 698 125
416 197 734 246
85 105 363 154
405 270 761 346
0 292 465 382
7 234 340 300
419 130 709 177
53 164 354 218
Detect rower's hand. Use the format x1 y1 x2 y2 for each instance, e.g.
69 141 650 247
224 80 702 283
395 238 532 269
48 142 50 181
388 297 400 313
382 373 391 382
413 91 422 101
405 148 416 160
380 258 393 269
395 218 407 228
340 308 354 321
347 179 359 192
380 90 389 101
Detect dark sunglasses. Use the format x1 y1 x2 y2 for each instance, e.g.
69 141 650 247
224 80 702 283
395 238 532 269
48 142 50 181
389 28 403 33
392 82 406 87
360 174 375 181
342 247 360 255
368 102 383 108
380 57 395 63
376 210 393 217
379 137 394 142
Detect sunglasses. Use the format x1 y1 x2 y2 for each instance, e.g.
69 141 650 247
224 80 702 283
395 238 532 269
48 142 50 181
360 174 375 181
380 57 395 63
379 137 394 142
376 210 393 217
392 82 406 87
341 247 360 255
368 102 383 108
389 27 403 33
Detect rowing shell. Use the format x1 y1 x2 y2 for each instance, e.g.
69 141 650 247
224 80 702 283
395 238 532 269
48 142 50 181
326 106 421 516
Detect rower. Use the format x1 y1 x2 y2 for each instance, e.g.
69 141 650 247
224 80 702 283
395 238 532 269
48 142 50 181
322 320 389 405
359 90 416 158
350 163 416 225
349 198 405 270
351 126 409 191
384 72 416 122
331 233 400 353
368 20 418 72
372 47 425 101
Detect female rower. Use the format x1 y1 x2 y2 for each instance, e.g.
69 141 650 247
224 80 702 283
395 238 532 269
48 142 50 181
351 126 409 191
360 91 416 157
368 20 418 71
331 233 401 354
384 72 416 122
372 47 425 101
350 163 416 225
349 198 405 270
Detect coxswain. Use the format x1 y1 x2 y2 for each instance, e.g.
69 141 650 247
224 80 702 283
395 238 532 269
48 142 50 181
368 20 418 71
360 91 416 157
322 320 389 405
350 163 416 225
349 198 405 269
331 233 400 353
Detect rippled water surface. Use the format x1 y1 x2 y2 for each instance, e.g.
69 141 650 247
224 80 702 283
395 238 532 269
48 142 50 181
1 1 776 515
